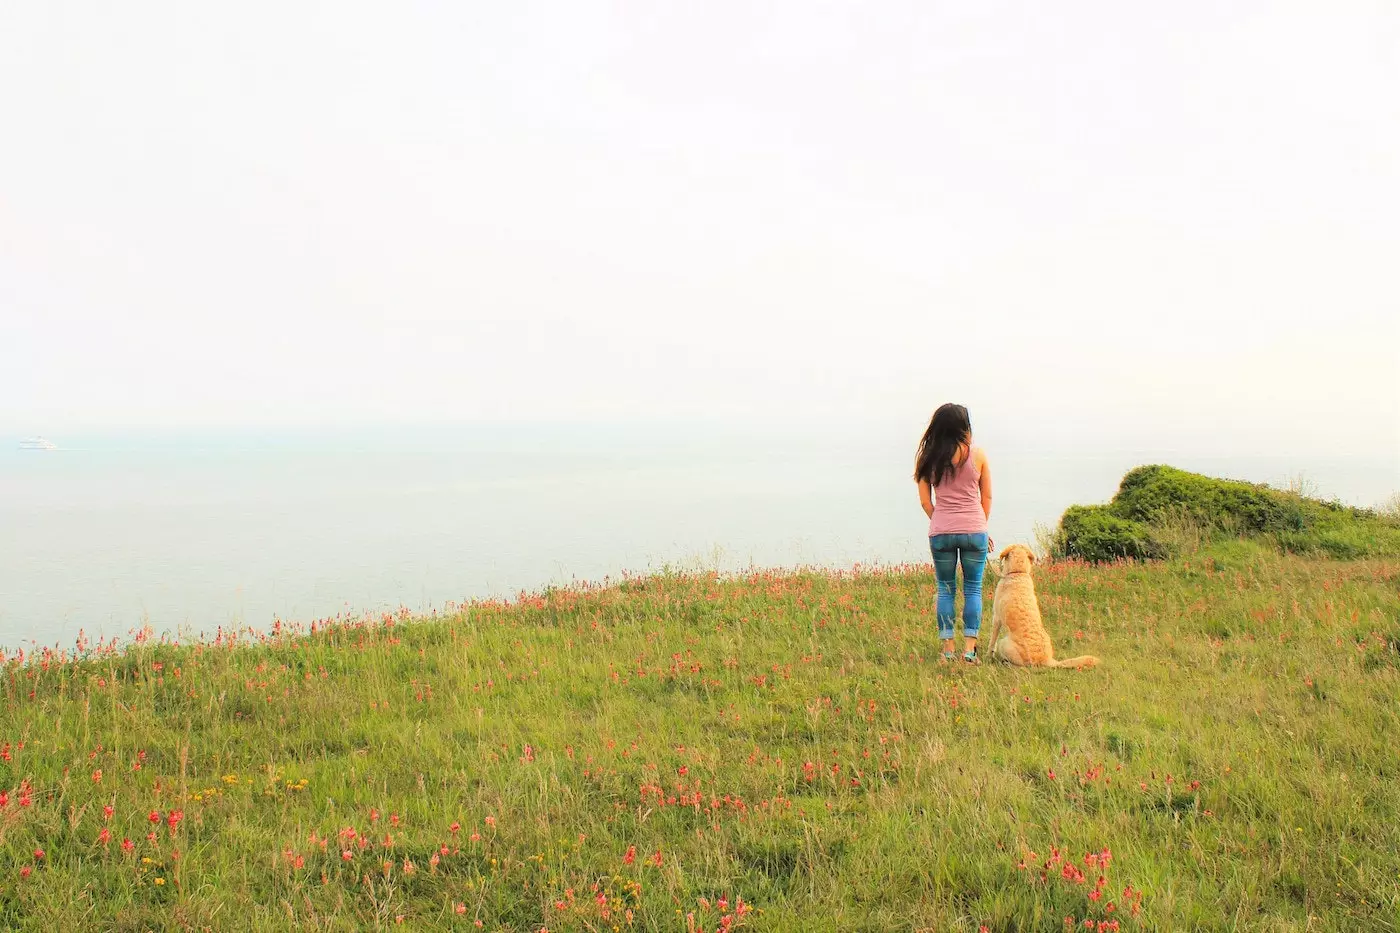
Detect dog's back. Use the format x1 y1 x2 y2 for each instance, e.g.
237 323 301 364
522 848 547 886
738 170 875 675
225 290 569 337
989 544 1100 669
992 573 1056 665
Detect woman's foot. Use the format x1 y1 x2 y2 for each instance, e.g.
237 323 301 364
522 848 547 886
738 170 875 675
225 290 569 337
941 651 957 663
963 649 979 664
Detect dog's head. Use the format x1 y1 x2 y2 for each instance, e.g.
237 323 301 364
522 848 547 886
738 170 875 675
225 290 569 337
998 543 1036 575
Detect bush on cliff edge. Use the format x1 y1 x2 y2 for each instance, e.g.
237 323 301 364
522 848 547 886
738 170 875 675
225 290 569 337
1055 465 1399 563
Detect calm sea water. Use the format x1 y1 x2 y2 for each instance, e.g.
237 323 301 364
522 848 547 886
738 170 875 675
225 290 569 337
3 425 1395 649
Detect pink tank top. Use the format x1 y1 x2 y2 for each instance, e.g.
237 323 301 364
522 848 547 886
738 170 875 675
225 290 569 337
928 447 988 536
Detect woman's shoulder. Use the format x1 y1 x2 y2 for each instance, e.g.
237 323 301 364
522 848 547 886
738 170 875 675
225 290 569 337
974 446 990 468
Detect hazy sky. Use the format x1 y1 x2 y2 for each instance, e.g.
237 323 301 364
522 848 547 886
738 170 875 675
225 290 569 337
3 2 1397 461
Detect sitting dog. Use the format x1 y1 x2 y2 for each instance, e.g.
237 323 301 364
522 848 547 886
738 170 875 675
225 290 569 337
986 544 1099 669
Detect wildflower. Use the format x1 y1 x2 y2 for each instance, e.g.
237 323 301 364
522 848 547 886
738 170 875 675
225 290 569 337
103 804 114 821
92 769 102 783
450 821 461 835
485 815 496 828
624 845 636 865
651 848 663 867
98 827 112 846
122 838 135 853
20 866 32 879
455 903 467 914
342 850 354 861
34 848 44 860
154 877 165 886
149 810 161 824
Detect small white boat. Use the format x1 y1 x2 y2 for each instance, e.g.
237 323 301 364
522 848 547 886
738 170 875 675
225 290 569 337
18 437 58 450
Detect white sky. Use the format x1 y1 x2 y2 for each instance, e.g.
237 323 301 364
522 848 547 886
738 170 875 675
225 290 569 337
2 2 1398 462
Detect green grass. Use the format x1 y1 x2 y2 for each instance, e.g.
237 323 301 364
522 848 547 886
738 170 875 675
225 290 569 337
3 546 1399 931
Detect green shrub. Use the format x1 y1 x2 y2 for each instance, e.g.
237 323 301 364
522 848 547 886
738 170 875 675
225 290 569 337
1053 465 1400 563
1057 504 1171 563
1112 465 1306 534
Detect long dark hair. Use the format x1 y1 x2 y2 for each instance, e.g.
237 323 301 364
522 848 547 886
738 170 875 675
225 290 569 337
914 403 972 487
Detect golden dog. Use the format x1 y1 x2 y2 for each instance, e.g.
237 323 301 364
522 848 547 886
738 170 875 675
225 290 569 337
986 545 1099 669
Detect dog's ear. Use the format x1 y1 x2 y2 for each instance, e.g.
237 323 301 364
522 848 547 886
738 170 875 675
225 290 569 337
998 545 1015 560
1027 551 1036 563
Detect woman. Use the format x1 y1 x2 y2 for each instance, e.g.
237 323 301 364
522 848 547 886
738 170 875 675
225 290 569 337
914 403 993 663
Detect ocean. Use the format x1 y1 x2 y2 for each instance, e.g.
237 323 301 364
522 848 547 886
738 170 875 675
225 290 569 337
3 424 1394 649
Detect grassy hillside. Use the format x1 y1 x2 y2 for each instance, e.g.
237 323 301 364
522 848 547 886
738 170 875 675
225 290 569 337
1054 465 1400 563
3 542 1399 930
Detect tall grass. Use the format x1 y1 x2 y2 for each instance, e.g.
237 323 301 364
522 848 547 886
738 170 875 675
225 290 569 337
2 548 1399 930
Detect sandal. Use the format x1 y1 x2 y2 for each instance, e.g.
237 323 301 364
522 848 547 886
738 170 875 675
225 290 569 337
963 649 980 664
941 651 957 663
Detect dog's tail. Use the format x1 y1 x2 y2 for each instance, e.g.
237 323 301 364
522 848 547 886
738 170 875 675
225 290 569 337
1051 655 1101 670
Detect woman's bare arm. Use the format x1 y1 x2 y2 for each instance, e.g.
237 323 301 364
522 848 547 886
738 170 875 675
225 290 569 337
978 451 993 522
917 478 934 520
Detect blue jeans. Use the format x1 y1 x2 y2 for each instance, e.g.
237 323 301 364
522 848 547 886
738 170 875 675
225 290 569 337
929 532 988 640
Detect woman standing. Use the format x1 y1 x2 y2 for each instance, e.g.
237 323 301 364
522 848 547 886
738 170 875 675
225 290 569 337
915 403 993 663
